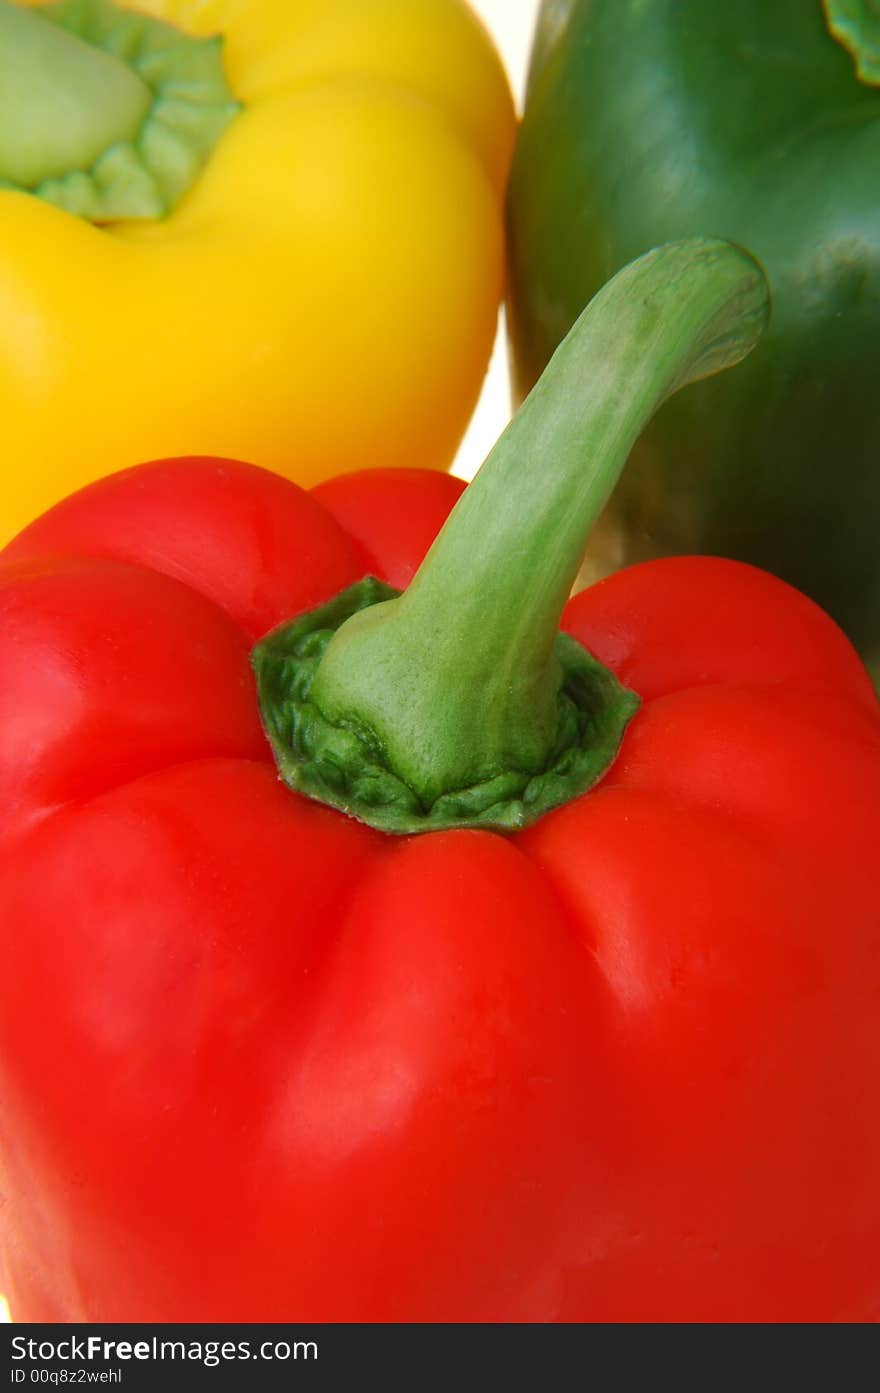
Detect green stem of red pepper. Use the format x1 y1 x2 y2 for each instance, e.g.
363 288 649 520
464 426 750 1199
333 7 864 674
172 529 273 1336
254 237 770 834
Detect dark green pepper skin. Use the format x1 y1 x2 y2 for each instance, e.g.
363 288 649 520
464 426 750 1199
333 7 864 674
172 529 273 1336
508 0 880 674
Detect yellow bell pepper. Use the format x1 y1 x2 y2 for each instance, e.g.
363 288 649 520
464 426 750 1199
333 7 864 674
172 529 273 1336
0 0 515 541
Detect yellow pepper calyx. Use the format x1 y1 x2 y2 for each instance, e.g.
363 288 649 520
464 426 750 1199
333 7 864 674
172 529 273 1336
0 0 240 220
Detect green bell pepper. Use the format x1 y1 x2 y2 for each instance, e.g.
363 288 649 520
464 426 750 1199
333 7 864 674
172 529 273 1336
508 0 880 677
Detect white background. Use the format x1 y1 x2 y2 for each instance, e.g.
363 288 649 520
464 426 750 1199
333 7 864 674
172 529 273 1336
0 0 540 1327
453 0 541 480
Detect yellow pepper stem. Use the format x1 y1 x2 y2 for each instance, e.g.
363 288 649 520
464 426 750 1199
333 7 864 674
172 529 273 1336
0 0 241 221
0 0 151 186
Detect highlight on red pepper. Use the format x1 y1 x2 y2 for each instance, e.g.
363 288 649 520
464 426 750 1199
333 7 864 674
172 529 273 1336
1 239 879 1322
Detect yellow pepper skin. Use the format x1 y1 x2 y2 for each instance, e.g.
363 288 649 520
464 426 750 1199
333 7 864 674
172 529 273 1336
0 1 515 541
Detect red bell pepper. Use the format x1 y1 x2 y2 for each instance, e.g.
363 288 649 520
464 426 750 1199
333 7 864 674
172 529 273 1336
0 240 878 1322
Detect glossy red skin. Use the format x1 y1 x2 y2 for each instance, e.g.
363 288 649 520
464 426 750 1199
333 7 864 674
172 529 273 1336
0 457 878 1323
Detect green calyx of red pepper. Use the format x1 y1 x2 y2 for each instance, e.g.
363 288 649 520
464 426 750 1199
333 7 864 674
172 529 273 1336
254 238 771 835
0 0 240 222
